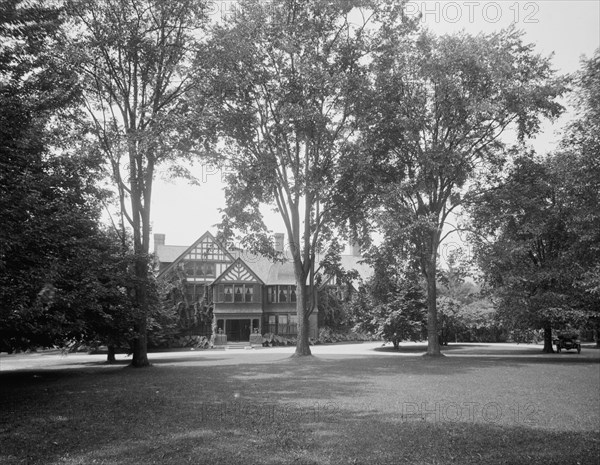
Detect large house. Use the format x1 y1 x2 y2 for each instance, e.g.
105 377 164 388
154 231 370 343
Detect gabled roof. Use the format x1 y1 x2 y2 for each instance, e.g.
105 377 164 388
157 231 234 278
156 231 372 286
266 262 296 285
213 258 264 285
229 250 273 283
155 245 188 264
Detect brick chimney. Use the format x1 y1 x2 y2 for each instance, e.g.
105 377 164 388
154 233 165 251
274 233 285 253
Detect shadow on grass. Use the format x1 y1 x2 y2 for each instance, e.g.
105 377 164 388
374 344 429 353
374 342 546 355
1 349 599 465
1 357 598 465
13 414 595 465
79 356 235 366
374 343 600 360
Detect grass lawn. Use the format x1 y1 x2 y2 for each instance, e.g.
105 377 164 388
0 343 599 464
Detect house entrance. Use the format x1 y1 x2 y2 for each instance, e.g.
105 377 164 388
225 319 251 342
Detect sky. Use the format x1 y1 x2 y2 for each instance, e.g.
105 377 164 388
148 0 600 253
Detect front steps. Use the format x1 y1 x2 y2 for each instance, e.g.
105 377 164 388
225 343 251 350
224 342 264 350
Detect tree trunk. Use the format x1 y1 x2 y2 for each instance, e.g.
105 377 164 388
293 267 312 357
425 257 442 356
211 310 217 345
107 344 116 364
131 253 150 367
542 322 554 353
131 318 149 366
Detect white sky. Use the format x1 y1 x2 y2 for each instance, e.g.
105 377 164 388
148 0 600 252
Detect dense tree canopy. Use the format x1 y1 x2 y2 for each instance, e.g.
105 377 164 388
561 51 600 305
468 51 600 350
64 0 211 365
0 1 132 351
205 0 406 355
351 245 427 347
1 0 595 358
350 27 565 355
468 153 595 351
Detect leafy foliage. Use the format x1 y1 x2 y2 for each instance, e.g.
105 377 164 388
351 26 566 355
468 152 596 351
468 51 600 349
0 1 132 352
350 245 427 345
205 0 390 355
560 51 600 336
64 0 212 365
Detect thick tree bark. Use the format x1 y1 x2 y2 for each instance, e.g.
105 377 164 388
294 270 312 357
542 322 554 353
425 257 442 356
107 344 116 363
127 145 151 367
131 319 149 366
131 253 150 367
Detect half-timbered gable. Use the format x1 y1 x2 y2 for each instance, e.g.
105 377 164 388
211 258 265 341
212 258 264 304
158 231 234 281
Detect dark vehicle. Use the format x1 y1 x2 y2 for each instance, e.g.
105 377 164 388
554 334 581 354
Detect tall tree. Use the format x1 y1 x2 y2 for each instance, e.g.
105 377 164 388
355 27 565 355
0 1 112 351
206 0 403 355
469 52 600 351
65 0 210 366
561 51 600 305
468 154 592 351
555 51 600 344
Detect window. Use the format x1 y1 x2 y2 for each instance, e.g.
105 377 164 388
279 287 288 302
278 315 288 326
234 285 243 302
289 315 298 335
268 286 277 303
267 285 296 303
183 261 215 277
203 263 215 277
224 285 233 302
184 261 195 276
217 284 259 303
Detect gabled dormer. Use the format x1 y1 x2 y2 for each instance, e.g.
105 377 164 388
212 258 264 304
